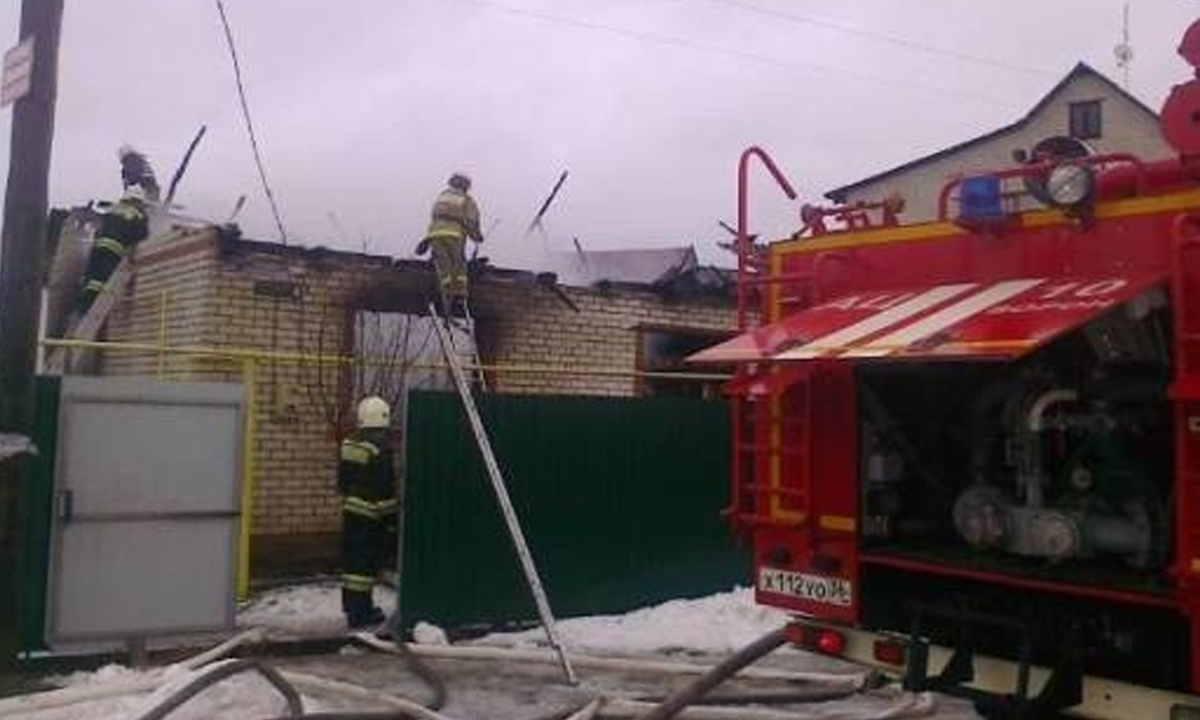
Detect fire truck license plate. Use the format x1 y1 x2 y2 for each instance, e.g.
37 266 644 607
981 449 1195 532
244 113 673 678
758 567 853 607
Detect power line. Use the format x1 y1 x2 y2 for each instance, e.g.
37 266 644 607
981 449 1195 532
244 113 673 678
443 0 1024 109
678 0 1056 78
215 0 290 244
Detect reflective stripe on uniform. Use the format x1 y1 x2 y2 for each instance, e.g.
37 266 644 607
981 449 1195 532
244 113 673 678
341 573 374 592
427 222 465 240
340 439 380 465
109 201 145 221
94 237 126 257
342 495 397 519
84 279 106 293
343 496 380 519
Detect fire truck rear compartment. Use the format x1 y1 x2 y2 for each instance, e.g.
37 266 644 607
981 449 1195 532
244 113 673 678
854 301 1181 688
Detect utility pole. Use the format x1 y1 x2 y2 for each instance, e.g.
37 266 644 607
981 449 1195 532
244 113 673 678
0 0 64 679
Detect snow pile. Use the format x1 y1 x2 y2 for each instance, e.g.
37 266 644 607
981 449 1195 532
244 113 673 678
471 586 792 654
237 581 395 637
48 663 143 690
412 621 449 645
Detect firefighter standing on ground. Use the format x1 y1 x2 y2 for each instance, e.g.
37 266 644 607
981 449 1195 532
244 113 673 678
77 146 159 313
421 173 483 313
339 396 399 629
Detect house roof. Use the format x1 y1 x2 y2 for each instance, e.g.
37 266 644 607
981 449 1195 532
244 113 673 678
554 246 698 287
214 229 733 300
824 62 1160 203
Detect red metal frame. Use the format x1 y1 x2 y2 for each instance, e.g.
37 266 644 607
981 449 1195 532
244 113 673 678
934 153 1149 222
859 552 1178 610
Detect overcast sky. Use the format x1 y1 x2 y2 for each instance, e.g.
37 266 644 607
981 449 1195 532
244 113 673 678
0 1 1195 269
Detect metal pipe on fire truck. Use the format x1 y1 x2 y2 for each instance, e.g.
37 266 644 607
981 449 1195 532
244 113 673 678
736 147 797 328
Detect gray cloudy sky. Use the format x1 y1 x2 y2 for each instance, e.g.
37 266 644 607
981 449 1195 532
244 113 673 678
0 1 1195 268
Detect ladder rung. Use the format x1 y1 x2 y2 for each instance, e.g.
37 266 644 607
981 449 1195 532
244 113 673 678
736 442 806 457
727 512 805 529
740 415 808 428
740 483 807 498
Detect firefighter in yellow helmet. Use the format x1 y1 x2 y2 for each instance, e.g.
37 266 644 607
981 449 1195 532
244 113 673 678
420 173 483 314
338 396 399 628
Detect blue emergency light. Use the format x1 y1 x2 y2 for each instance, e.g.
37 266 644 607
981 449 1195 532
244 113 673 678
959 175 1005 222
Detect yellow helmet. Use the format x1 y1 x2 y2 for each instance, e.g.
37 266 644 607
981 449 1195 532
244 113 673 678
356 396 390 428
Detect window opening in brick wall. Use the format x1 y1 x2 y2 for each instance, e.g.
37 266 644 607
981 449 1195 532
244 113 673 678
1068 99 1102 140
354 310 450 404
636 325 731 398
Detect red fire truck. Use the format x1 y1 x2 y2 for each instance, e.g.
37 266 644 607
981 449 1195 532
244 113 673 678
690 19 1200 720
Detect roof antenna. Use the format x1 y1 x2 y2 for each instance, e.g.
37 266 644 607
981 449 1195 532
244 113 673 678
1114 3 1133 90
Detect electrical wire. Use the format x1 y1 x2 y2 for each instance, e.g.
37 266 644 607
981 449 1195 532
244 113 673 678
675 0 1056 78
215 0 291 245
440 0 1023 109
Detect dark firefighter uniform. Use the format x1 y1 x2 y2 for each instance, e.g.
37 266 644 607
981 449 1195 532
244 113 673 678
77 196 149 313
423 177 483 307
338 427 399 627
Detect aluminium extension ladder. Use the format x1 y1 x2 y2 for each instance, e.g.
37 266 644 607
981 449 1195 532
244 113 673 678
42 257 133 375
429 304 576 684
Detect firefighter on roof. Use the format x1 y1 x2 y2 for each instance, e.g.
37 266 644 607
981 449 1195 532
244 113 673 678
339 395 399 629
76 146 158 314
419 173 483 314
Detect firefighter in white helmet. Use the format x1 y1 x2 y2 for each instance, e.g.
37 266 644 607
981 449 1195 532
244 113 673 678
418 173 483 314
338 395 399 628
76 146 160 314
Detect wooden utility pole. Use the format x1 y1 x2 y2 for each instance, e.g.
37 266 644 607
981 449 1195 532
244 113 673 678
0 0 64 677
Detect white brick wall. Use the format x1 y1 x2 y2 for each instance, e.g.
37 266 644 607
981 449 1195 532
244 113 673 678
104 232 739 535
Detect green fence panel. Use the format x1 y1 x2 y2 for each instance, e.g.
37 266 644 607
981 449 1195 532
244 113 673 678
400 391 747 629
3 376 60 658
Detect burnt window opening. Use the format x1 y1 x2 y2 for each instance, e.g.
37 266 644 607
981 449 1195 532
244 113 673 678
1068 100 1103 140
353 310 453 397
636 325 732 398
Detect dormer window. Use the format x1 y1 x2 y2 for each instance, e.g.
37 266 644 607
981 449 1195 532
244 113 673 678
1069 100 1103 139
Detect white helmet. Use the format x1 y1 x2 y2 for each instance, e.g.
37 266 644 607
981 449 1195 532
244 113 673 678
122 185 148 203
356 396 390 428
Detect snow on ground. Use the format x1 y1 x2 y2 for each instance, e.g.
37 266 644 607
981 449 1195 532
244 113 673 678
475 587 794 655
15 661 334 720
235 582 788 656
5 586 980 719
236 581 395 638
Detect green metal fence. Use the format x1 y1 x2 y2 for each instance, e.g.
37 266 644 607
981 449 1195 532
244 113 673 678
16 376 58 654
400 391 747 629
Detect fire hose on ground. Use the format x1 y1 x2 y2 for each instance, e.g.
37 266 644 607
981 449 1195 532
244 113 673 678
0 625 933 720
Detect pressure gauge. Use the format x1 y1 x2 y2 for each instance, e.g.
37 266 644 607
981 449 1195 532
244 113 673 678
1045 162 1095 207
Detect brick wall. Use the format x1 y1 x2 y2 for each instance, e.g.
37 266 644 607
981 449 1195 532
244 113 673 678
476 282 736 396
103 226 220 377
104 231 738 542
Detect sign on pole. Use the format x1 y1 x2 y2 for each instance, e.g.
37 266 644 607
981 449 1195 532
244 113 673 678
1 37 34 107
